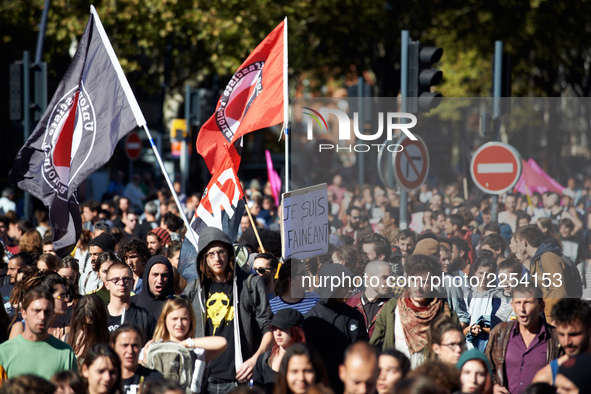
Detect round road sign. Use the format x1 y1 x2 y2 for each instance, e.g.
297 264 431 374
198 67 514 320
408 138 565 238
392 135 430 191
470 142 522 194
125 131 142 161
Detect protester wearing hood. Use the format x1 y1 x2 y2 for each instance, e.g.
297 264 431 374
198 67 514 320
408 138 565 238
514 225 566 321
303 263 368 393
184 227 273 393
132 255 174 319
456 349 493 394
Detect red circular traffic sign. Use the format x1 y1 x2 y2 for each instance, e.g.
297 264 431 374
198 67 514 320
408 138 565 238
470 142 522 194
125 131 142 161
393 135 430 191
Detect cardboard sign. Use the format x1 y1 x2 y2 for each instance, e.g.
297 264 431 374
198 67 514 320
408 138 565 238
281 184 329 260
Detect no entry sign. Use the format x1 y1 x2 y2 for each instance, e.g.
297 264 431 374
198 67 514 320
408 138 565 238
393 135 429 191
125 131 142 161
470 142 522 194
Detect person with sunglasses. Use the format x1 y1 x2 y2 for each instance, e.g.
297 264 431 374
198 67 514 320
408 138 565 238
105 261 156 340
252 253 279 300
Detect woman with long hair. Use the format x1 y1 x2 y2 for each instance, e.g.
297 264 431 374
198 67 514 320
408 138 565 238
67 294 110 365
51 370 87 394
150 297 226 356
81 344 122 394
37 253 59 272
274 343 328 394
144 297 226 389
57 256 81 308
57 256 81 294
19 229 43 255
254 309 306 394
428 316 466 366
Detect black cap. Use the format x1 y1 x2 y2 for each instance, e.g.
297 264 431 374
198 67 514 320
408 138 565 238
89 233 116 252
270 308 304 331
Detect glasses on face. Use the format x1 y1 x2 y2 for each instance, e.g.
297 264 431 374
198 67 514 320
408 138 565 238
205 249 228 259
350 216 361 220
254 267 272 275
441 342 466 351
107 277 134 285
166 294 188 300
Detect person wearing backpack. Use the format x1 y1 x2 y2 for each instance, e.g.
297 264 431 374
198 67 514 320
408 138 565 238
184 227 274 394
143 297 226 392
514 225 567 323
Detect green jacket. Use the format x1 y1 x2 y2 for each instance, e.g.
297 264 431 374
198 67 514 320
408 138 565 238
369 298 460 353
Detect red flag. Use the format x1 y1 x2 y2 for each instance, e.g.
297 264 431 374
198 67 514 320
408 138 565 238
197 21 286 174
9 6 145 257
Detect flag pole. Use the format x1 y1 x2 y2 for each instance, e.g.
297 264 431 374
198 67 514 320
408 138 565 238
242 197 266 253
142 124 199 248
283 17 289 194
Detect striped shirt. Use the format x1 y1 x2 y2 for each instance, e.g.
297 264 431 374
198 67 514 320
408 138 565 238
270 292 320 315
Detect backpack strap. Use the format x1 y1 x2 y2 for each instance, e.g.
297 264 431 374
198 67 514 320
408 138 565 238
246 273 256 294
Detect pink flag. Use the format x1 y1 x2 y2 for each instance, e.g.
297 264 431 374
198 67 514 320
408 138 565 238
265 150 282 206
526 159 565 193
513 159 564 195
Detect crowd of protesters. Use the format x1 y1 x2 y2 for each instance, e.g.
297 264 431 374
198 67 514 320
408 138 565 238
0 171 590 394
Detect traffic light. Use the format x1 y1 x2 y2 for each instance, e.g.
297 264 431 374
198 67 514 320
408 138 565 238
407 40 443 112
8 55 47 122
170 118 187 141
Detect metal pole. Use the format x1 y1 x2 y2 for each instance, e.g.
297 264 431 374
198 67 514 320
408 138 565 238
491 40 503 222
357 77 364 186
142 125 199 248
35 0 51 63
23 51 32 221
181 85 190 196
399 31 409 230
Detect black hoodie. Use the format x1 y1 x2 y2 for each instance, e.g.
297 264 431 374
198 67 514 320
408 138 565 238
132 255 175 319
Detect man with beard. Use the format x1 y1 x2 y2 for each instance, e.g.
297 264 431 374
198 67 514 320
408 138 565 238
370 254 459 369
251 253 278 300
146 227 170 256
335 206 371 245
132 255 174 319
532 298 591 385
